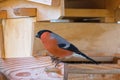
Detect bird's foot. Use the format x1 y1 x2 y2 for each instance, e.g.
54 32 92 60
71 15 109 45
50 56 61 67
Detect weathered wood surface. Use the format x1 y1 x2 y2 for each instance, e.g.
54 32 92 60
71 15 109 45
1 56 120 80
0 20 5 58
3 18 35 58
14 8 37 17
0 72 7 80
0 56 63 80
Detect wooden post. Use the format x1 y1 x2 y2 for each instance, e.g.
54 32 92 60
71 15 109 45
64 63 68 80
3 18 35 58
0 20 5 58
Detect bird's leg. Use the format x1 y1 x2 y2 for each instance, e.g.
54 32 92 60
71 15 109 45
55 59 61 67
50 56 61 67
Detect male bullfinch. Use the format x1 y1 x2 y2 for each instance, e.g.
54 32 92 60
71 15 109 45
36 30 98 67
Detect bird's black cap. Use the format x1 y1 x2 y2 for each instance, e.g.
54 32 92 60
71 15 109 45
35 30 52 38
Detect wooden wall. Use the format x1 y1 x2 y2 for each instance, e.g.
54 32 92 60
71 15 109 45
3 18 35 58
33 22 120 57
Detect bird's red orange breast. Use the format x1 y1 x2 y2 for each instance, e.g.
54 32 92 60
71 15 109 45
41 32 72 58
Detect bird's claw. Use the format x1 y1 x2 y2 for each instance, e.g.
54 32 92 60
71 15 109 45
50 56 61 67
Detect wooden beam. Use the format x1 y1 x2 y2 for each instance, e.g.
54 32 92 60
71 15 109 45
3 18 35 58
67 64 120 74
59 9 112 18
0 20 5 58
14 8 37 17
61 57 114 64
0 10 7 19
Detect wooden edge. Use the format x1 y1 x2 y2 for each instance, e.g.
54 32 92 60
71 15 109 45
52 0 60 6
14 8 37 17
0 72 7 80
67 64 120 74
0 10 7 19
61 56 114 63
64 63 68 80
64 9 111 17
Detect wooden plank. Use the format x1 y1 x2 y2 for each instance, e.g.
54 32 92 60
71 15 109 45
0 56 63 80
115 8 120 21
3 18 35 58
64 0 105 9
34 22 120 57
14 8 37 17
0 20 5 58
0 10 7 19
62 57 114 63
67 64 120 74
63 9 111 18
64 63 68 80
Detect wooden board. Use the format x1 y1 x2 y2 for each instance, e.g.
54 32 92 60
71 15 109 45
0 20 5 58
0 56 63 80
64 9 110 17
3 18 35 58
14 8 37 17
33 22 120 57
1 57 120 80
64 0 105 9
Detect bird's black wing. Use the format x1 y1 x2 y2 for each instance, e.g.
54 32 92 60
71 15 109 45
58 43 98 64
58 43 80 53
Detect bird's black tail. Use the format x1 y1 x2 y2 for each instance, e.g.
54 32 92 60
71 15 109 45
78 52 98 64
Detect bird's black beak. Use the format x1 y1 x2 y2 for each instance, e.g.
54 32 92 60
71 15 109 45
35 34 39 38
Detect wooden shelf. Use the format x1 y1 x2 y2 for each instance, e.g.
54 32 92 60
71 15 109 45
61 9 110 18
59 0 115 22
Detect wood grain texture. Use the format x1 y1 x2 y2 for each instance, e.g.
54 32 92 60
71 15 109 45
0 56 63 80
33 22 120 57
0 72 7 80
0 10 7 19
1 57 120 80
0 20 5 58
3 18 35 58
64 9 111 17
14 8 37 17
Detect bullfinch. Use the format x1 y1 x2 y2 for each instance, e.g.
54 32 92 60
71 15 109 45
36 30 98 67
